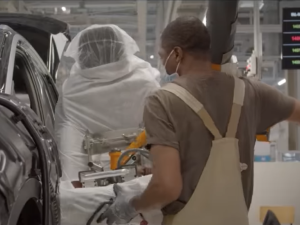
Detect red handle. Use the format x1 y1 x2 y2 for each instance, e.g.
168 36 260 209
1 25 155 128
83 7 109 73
140 219 148 225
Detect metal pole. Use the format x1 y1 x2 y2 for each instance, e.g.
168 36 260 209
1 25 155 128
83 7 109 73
286 70 299 150
155 0 165 72
253 1 262 79
137 0 147 60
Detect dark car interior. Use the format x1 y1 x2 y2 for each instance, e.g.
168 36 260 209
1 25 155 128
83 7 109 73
13 65 31 107
15 27 49 66
12 57 32 107
12 54 39 118
13 26 60 79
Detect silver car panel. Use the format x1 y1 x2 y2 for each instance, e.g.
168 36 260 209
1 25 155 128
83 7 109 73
0 27 58 133
5 34 24 94
0 93 61 225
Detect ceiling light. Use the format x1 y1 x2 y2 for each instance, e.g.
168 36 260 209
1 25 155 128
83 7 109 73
202 16 206 26
277 79 286 86
150 55 154 59
61 6 67 12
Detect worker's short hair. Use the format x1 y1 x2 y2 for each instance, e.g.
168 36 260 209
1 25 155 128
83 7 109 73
78 26 124 69
161 16 210 58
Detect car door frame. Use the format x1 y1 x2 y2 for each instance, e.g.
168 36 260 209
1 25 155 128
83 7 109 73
5 34 56 128
48 35 56 79
5 34 42 120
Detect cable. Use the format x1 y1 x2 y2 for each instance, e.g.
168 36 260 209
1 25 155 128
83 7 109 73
86 200 113 225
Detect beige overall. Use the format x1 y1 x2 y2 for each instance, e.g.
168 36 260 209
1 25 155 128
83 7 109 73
161 76 249 225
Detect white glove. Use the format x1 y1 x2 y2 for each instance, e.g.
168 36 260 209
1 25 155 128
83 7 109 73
99 184 141 225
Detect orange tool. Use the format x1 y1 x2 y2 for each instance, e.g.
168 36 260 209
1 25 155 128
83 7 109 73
109 149 122 170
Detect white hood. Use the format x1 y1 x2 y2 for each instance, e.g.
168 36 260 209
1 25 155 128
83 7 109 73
55 25 160 181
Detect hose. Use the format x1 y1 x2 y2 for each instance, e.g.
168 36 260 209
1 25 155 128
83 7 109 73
116 148 150 169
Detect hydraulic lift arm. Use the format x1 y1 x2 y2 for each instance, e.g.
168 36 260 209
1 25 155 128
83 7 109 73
207 0 269 141
207 0 239 69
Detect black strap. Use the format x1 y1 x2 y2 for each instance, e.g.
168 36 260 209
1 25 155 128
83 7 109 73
86 199 113 225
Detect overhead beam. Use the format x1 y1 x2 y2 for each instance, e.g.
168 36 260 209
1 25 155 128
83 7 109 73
236 24 281 33
155 0 165 71
253 0 263 79
177 1 207 19
51 14 156 25
166 0 181 26
137 0 147 59
3 2 17 12
11 0 32 13
68 23 156 30
26 2 135 9
155 0 164 53
69 23 141 31
239 0 264 9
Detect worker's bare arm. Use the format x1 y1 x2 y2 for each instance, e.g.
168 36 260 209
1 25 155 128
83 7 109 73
253 80 295 132
132 145 182 211
287 99 300 123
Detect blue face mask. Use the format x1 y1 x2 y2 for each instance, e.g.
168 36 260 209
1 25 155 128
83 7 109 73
161 49 181 85
160 73 179 85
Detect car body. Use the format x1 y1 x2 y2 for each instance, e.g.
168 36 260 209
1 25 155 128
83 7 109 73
0 94 61 225
0 14 69 225
0 13 70 133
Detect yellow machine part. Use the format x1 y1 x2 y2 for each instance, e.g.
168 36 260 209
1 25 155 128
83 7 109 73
109 150 122 170
211 63 221 71
256 128 271 142
112 130 147 168
211 63 270 142
126 130 147 149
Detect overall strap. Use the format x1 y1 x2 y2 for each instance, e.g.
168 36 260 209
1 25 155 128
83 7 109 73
161 83 222 140
225 76 246 138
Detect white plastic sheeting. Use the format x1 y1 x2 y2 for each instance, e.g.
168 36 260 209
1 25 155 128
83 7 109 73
55 56 74 95
60 175 163 225
55 24 160 181
64 24 139 67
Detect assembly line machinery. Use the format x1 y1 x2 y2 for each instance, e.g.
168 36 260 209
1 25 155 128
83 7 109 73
79 128 149 188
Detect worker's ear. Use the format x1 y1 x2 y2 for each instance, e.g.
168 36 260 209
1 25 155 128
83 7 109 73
173 46 183 63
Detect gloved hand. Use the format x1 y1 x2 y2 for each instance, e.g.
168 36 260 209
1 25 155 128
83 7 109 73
99 184 140 225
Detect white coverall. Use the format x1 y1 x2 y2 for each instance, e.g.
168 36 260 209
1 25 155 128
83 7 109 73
55 24 160 181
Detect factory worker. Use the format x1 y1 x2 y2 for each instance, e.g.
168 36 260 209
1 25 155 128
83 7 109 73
100 16 300 225
55 24 160 182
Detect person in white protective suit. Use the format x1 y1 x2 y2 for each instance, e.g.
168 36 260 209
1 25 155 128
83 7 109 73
55 24 160 181
55 55 74 95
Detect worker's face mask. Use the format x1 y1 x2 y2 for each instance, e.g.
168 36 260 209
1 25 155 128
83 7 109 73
161 49 181 84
